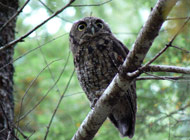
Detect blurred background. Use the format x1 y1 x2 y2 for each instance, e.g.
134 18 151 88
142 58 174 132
14 0 190 139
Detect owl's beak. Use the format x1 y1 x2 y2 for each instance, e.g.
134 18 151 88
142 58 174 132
91 27 95 35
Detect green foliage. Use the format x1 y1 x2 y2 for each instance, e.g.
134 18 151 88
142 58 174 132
14 0 190 139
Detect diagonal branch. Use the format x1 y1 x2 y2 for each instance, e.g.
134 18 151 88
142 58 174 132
72 0 178 140
38 0 72 23
0 0 75 51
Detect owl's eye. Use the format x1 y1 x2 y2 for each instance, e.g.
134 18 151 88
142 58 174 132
78 22 87 31
95 20 103 29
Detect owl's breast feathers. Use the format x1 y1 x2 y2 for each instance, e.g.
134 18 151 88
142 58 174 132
74 35 126 101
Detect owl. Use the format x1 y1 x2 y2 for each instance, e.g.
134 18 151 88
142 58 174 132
69 17 137 138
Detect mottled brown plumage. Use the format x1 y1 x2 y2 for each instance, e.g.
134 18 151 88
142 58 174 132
69 17 137 138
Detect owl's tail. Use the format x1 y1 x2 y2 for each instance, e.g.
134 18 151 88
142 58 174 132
108 83 137 138
109 112 135 138
118 116 135 138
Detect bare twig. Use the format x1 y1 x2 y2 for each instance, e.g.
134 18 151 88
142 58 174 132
0 0 75 51
0 0 31 32
15 58 64 135
71 0 112 7
38 0 72 23
144 44 170 67
15 52 70 123
64 91 84 98
26 130 36 140
143 65 190 74
166 17 190 20
153 103 190 124
113 32 138 35
44 69 75 140
13 125 28 139
35 33 61 95
0 33 68 71
142 16 190 68
169 17 190 44
137 76 190 81
170 45 190 53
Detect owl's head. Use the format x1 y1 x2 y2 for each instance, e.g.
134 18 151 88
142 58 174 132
69 17 112 54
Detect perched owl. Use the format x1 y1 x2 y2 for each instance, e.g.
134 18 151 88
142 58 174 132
69 17 137 138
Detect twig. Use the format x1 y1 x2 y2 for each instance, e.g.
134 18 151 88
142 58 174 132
153 103 190 124
170 45 190 53
26 130 36 140
169 17 190 44
44 69 75 140
0 33 68 71
142 16 190 68
0 0 31 32
113 32 138 35
38 0 72 23
13 125 28 139
71 0 112 7
143 65 190 74
0 0 75 51
137 76 190 81
127 64 190 82
64 91 84 98
15 52 70 123
15 58 64 132
144 44 170 67
35 33 61 95
166 17 190 20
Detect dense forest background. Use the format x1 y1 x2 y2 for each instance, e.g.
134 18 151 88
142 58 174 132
9 0 190 139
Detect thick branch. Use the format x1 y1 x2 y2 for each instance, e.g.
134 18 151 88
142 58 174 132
72 0 178 140
123 0 178 72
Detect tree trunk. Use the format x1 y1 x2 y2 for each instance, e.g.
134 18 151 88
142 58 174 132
0 0 18 139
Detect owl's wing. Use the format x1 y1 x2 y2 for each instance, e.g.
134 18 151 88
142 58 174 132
108 36 137 138
109 36 129 68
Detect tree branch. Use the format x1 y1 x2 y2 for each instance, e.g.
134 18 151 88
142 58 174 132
38 0 72 23
144 65 190 74
72 0 178 139
137 76 190 81
0 0 75 51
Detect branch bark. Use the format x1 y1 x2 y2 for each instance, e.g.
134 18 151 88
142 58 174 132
137 76 190 81
144 65 190 74
72 0 178 140
0 0 18 139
